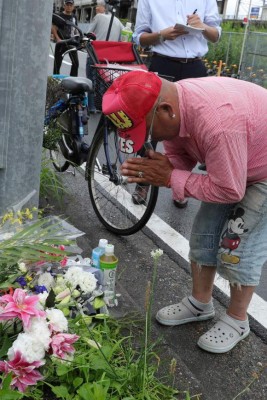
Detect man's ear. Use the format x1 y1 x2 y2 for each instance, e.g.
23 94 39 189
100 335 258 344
157 101 175 118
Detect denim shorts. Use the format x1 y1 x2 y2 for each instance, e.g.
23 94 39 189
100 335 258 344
189 181 267 286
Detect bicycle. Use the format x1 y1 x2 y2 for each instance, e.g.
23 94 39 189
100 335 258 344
44 14 158 236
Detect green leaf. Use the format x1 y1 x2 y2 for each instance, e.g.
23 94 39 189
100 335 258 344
93 313 109 320
93 297 106 310
51 385 71 399
1 372 12 390
73 377 83 389
0 373 23 399
56 363 70 376
89 354 109 371
45 289 56 308
0 335 13 358
77 381 110 400
0 390 24 400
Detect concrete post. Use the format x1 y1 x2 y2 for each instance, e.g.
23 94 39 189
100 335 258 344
0 0 53 215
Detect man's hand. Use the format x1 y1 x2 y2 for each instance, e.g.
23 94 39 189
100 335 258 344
162 26 188 39
121 150 174 187
186 13 205 29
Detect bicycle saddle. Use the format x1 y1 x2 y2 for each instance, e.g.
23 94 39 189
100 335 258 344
61 77 93 94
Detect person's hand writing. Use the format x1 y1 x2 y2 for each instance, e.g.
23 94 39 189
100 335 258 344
121 150 174 187
186 13 205 29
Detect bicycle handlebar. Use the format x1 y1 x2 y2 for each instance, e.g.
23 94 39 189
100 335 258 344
52 13 96 44
58 36 81 47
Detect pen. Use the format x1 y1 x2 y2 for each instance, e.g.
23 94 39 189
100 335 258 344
187 9 197 25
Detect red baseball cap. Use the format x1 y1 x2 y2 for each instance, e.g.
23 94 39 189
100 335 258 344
102 70 162 153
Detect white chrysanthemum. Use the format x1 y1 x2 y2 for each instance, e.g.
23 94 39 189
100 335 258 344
78 271 97 294
150 249 163 260
25 317 51 349
64 267 97 294
8 332 46 363
64 266 84 288
38 272 55 291
46 308 68 332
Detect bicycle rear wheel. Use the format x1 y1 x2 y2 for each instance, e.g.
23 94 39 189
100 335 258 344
49 110 73 172
86 124 159 235
49 139 70 172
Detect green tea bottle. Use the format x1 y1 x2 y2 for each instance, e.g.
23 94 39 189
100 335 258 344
100 244 118 307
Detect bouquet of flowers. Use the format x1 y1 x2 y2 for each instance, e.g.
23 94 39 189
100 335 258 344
0 214 105 394
0 256 109 394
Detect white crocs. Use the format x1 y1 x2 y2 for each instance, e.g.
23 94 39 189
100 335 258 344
156 297 215 326
197 314 250 353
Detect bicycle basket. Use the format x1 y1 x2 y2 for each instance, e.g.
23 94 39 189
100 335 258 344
92 64 147 110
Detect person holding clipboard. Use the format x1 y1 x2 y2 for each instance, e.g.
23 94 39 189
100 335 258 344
132 0 221 207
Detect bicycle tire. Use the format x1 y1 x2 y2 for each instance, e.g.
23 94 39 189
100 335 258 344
86 124 159 235
49 109 79 173
49 140 70 172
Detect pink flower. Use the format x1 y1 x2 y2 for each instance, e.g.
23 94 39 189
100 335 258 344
0 351 44 392
0 288 45 328
60 256 68 267
50 333 79 359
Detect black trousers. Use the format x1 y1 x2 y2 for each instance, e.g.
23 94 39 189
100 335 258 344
149 55 207 81
53 42 79 77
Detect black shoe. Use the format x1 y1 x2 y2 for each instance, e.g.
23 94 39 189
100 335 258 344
132 186 149 205
173 199 188 209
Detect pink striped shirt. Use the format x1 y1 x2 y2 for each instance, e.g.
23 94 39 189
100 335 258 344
164 77 267 203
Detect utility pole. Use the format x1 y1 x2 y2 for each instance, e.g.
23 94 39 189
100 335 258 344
0 0 53 215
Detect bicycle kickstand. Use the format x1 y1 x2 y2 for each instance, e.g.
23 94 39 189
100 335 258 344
66 165 76 176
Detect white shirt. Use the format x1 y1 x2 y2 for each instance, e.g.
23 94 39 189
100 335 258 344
133 0 221 58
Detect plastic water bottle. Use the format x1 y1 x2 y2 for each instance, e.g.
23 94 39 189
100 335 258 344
121 22 133 42
91 239 108 269
100 244 118 307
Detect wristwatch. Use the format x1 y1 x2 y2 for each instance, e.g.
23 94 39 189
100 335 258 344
158 31 165 43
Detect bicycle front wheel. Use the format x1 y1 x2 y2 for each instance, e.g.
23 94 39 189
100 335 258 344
86 125 158 235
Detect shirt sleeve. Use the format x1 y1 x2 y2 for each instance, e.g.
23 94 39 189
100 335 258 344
169 129 248 204
132 0 152 46
163 138 197 171
204 0 222 39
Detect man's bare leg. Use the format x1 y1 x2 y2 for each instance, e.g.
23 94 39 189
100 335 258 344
191 262 216 303
228 285 255 320
191 262 255 320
